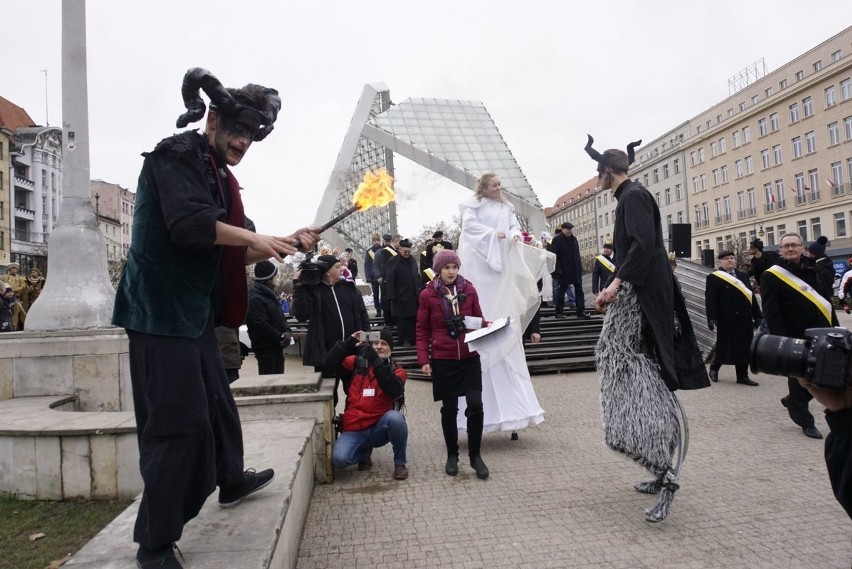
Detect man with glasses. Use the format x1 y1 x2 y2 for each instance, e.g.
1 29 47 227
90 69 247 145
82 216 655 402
761 233 838 439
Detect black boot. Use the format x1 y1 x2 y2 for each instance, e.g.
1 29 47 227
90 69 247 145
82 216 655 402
470 455 489 480
440 406 459 459
465 407 484 458
445 454 459 476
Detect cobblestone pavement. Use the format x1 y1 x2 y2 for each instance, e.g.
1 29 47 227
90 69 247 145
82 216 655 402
296 361 851 569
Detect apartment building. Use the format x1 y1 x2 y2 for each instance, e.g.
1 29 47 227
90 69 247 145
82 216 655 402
683 26 852 259
90 179 135 260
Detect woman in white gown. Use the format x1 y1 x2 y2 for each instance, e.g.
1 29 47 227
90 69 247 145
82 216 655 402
456 173 545 435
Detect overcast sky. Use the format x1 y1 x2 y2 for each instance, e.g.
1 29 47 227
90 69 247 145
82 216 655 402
3 0 848 241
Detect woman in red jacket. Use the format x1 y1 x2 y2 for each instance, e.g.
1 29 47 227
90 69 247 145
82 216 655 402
416 250 489 479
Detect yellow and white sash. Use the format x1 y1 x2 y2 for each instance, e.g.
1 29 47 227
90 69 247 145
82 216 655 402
368 249 375 259
595 255 616 273
383 246 398 257
711 270 753 303
765 265 833 324
423 268 436 281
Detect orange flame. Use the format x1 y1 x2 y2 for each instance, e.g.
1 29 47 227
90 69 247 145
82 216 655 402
353 168 395 210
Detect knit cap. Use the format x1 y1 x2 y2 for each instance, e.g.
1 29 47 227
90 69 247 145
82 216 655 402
433 249 462 272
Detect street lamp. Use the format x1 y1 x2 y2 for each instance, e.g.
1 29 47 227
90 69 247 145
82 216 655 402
753 219 764 238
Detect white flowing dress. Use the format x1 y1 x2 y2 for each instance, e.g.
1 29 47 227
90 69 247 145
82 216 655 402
456 196 547 433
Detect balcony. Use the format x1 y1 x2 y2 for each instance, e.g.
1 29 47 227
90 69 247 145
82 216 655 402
14 175 34 191
808 190 821 203
747 207 757 216
795 195 808 206
13 229 45 243
737 209 747 220
14 205 35 221
831 183 846 197
693 219 710 230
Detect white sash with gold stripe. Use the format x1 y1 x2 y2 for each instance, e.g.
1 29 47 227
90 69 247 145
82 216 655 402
595 255 616 273
383 246 398 257
765 265 833 325
711 270 753 303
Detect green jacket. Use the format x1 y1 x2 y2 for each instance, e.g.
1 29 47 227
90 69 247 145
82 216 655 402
112 131 230 338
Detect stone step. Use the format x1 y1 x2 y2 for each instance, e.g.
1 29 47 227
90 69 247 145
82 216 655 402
65 417 316 569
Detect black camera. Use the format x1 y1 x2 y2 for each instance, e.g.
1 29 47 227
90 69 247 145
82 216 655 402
445 316 467 339
751 327 852 390
298 260 328 286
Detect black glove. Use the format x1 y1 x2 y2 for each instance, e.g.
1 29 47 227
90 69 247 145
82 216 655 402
355 342 379 362
707 320 716 332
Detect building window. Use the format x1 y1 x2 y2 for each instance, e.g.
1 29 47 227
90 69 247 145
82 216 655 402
675 183 683 201
711 142 718 157
795 70 804 81
663 163 669 178
745 155 753 175
811 217 822 239
814 60 823 72
739 102 746 112
735 160 743 178
700 173 707 191
758 118 767 137
777 223 787 239
665 187 671 204
795 172 807 203
831 161 843 189
797 220 808 241
832 50 843 63
742 126 751 144
766 226 776 245
677 211 684 223
789 103 799 123
751 95 759 105
692 177 699 193
673 159 680 174
737 191 746 217
719 137 727 153
835 213 847 237
770 112 779 132
808 169 820 198
653 168 659 183
732 131 741 148
721 165 729 183
802 96 813 118
780 79 788 90
690 152 696 166
643 173 649 187
761 149 770 169
748 187 757 214
765 86 773 98
775 180 786 207
826 85 838 108
654 192 660 205
772 144 782 165
712 169 720 186
829 121 840 146
698 147 705 162
724 195 732 219
792 136 802 158
842 78 851 101
805 130 816 153
844 115 852 141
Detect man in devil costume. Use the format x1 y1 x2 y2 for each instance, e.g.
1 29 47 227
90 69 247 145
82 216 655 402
113 68 320 568
589 135 709 523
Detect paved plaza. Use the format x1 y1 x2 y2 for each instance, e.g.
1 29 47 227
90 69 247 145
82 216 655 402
296 359 851 568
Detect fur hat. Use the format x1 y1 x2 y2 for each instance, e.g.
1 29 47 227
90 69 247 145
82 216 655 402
254 260 278 281
433 249 461 272
718 251 735 259
5 262 19 270
399 239 413 248
378 326 395 351
807 236 828 258
382 233 393 242
750 239 764 251
432 230 444 239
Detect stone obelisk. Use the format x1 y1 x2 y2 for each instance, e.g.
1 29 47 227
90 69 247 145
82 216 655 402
26 0 116 330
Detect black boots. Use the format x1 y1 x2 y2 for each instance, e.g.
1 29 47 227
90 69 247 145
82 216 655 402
445 454 459 476
470 455 489 479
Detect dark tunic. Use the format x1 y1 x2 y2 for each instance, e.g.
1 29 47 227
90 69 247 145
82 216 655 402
704 269 761 365
550 232 582 286
385 254 421 318
612 179 708 391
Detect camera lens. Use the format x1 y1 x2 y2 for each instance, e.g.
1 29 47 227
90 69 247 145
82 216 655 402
750 333 810 379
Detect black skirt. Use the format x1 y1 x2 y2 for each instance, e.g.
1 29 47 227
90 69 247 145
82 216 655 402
431 356 481 401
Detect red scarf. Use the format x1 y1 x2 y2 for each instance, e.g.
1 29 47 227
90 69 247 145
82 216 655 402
210 156 248 327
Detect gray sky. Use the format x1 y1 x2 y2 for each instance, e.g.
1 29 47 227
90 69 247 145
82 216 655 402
3 0 847 241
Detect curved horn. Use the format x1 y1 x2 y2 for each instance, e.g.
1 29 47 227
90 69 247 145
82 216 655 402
627 139 642 165
175 68 235 128
252 87 282 142
584 134 604 163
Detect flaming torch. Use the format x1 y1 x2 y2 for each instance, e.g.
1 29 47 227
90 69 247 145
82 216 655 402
317 168 396 232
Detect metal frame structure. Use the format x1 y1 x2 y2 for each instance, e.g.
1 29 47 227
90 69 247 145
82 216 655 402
315 83 546 259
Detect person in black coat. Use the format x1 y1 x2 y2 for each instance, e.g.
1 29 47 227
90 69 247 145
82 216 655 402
591 243 617 295
704 251 761 386
761 233 838 440
344 248 359 280
424 230 454 271
550 222 589 319
364 234 383 317
373 234 399 325
385 239 420 346
291 254 370 372
246 261 292 375
747 239 780 288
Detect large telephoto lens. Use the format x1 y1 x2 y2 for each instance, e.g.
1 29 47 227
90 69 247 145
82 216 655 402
750 333 810 379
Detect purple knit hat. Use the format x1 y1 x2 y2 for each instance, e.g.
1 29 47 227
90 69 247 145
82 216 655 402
433 249 461 272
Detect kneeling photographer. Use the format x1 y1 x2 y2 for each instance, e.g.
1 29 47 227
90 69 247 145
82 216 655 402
291 254 370 373
752 328 852 518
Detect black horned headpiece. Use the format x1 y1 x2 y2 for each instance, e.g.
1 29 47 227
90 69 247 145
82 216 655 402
175 68 281 142
584 134 642 173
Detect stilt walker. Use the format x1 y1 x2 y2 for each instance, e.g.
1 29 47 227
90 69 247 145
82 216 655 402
588 135 709 522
